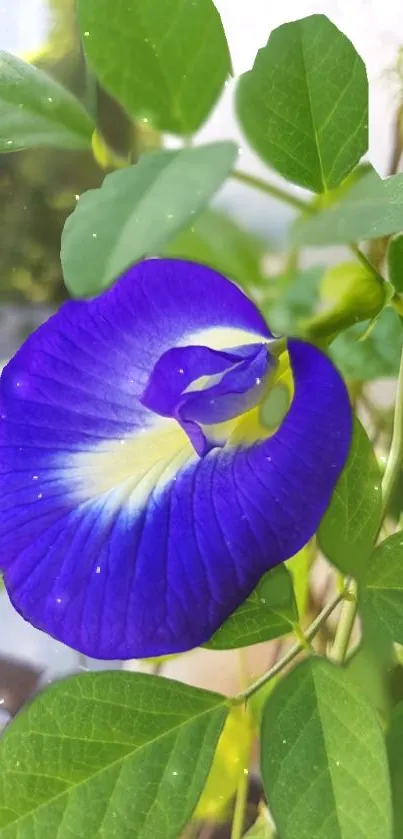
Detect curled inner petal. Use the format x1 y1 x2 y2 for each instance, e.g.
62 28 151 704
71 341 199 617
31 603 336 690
141 338 286 456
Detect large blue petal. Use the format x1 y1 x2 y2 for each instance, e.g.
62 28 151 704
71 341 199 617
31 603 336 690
0 259 351 658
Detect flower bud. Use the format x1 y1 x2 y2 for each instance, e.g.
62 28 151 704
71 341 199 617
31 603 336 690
302 261 386 340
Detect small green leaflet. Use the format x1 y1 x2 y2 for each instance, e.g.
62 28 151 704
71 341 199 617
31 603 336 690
0 672 228 839
206 564 297 650
163 209 268 292
294 167 403 246
387 234 403 294
319 418 382 577
363 532 403 645
0 52 94 152
236 14 367 193
330 306 403 381
261 658 392 839
61 142 238 297
78 0 231 135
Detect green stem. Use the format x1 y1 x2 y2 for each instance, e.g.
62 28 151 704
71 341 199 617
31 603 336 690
330 580 358 664
379 348 403 518
233 589 345 704
231 170 310 213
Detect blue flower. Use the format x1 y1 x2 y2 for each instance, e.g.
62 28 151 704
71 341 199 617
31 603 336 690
0 259 352 659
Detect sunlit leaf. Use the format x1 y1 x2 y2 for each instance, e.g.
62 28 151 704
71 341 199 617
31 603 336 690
194 706 251 822
0 672 228 839
236 14 367 193
61 142 238 297
0 51 94 151
261 658 392 839
78 0 231 135
205 565 297 650
319 419 382 577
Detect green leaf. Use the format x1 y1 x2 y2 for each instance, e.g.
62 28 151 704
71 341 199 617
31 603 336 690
363 532 403 645
330 305 403 381
205 565 297 650
0 671 228 839
294 168 403 246
163 209 268 292
244 814 275 837
236 14 367 193
387 700 403 838
319 418 382 577
0 52 94 151
387 234 403 293
263 266 324 335
78 0 231 135
61 142 238 297
261 658 392 839
346 642 391 717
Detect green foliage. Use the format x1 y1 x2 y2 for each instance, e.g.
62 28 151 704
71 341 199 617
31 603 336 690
387 234 403 293
236 14 367 193
264 266 324 335
78 0 231 135
304 261 386 339
245 814 275 837
0 51 93 152
206 565 297 650
330 306 403 381
61 142 237 296
387 700 403 838
363 532 403 645
319 419 382 577
261 658 392 839
163 209 268 292
294 168 403 246
347 642 391 717
0 671 228 839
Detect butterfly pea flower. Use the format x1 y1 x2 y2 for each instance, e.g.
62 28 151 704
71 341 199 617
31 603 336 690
0 259 352 659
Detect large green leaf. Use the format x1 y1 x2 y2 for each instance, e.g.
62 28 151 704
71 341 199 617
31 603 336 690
61 142 238 297
206 565 297 650
363 532 403 644
163 209 268 292
387 234 403 293
261 658 392 839
330 306 403 381
294 168 403 246
0 52 94 151
78 0 231 135
387 700 403 839
236 14 367 193
0 672 228 839
319 419 382 577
